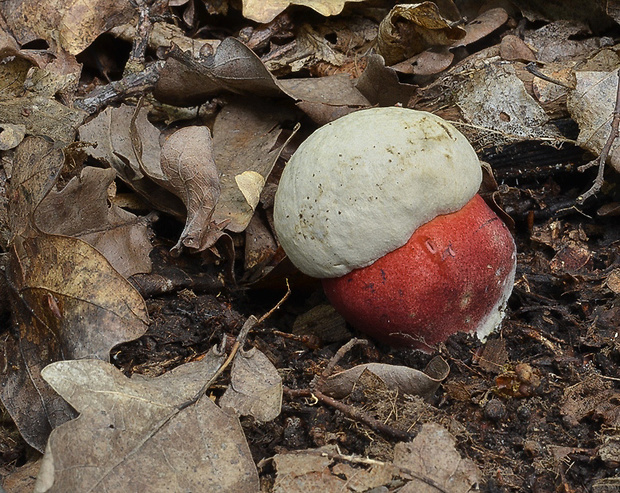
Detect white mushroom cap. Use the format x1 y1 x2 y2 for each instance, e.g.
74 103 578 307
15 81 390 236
273 107 483 279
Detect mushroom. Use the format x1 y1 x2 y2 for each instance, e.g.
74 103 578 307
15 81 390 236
273 107 516 351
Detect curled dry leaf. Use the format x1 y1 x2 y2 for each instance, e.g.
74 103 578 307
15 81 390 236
155 37 281 106
220 347 283 423
321 355 450 400
35 166 152 277
77 105 184 219
376 2 466 66
242 0 365 24
35 356 259 492
156 126 224 253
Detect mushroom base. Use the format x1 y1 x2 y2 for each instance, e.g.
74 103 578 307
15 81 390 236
322 194 517 352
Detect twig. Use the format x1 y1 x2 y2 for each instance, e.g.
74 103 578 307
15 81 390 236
577 67 620 204
525 62 574 89
283 386 413 442
311 337 370 388
307 449 453 493
75 60 164 114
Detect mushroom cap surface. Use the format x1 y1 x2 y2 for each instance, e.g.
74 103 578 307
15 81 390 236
273 107 482 278
322 194 517 350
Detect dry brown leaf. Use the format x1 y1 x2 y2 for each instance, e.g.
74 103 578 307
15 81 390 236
78 104 185 218
456 62 562 143
456 8 508 47
0 96 86 144
156 126 224 253
242 0 364 24
35 166 152 277
7 137 64 243
321 356 450 400
244 213 278 271
356 54 418 106
376 2 466 66
220 347 283 422
273 447 394 493
568 68 620 173
0 123 26 150
212 99 296 232
0 0 136 54
35 357 259 492
395 423 480 492
155 37 281 106
2 233 149 451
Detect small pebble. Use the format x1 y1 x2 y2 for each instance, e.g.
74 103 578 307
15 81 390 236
484 398 506 421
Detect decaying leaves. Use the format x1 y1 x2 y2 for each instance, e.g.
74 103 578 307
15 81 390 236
220 347 283 423
376 2 466 66
241 0 365 24
35 356 259 492
321 355 449 400
0 0 136 55
35 166 152 277
156 126 223 253
394 423 480 492
212 99 296 232
568 68 620 173
2 233 149 451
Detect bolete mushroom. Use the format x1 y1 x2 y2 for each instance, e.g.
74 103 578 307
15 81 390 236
273 107 516 351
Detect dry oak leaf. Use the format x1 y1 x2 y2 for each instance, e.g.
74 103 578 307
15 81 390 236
242 0 364 24
2 233 148 451
152 126 223 253
0 0 136 54
35 357 259 493
212 98 296 232
35 166 152 277
220 347 283 423
376 2 466 66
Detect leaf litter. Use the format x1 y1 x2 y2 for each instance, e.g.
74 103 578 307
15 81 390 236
0 0 618 492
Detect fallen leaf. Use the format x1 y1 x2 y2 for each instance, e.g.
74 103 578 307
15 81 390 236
212 99 296 232
220 347 283 422
155 126 223 253
35 357 259 492
7 137 64 241
78 104 185 218
568 68 620 173
321 356 450 400
456 8 509 47
456 62 562 143
356 54 417 106
394 423 480 492
241 0 364 24
155 37 282 106
0 122 26 150
376 2 466 66
0 96 86 144
35 166 152 277
2 233 149 451
273 447 394 493
0 0 136 54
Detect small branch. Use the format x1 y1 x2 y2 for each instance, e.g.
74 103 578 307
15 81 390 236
526 62 574 89
75 61 164 114
283 386 413 442
577 67 620 204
